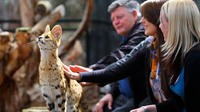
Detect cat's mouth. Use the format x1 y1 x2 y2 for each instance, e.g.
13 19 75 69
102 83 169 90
38 38 46 45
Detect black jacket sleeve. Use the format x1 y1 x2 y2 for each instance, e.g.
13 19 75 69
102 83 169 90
156 94 184 112
79 47 150 84
90 36 146 70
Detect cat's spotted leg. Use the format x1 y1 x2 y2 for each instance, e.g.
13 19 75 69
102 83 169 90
65 93 78 112
41 85 65 112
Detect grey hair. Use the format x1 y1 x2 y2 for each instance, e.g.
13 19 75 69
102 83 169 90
108 0 141 17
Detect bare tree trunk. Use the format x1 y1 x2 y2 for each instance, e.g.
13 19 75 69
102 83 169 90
59 0 93 57
31 4 65 34
19 0 35 27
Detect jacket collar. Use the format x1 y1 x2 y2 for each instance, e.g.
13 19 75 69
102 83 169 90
121 19 145 44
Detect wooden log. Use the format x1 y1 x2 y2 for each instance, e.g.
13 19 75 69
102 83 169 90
0 30 34 112
36 0 52 16
59 0 93 57
4 30 33 77
31 4 65 34
0 32 13 85
0 76 20 112
0 32 13 60
19 0 35 27
15 28 33 60
62 40 84 65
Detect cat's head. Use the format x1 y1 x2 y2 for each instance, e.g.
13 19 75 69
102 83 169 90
38 25 62 50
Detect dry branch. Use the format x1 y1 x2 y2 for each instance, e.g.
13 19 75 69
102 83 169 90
20 0 35 27
36 0 52 16
59 0 93 57
31 4 65 34
0 31 33 112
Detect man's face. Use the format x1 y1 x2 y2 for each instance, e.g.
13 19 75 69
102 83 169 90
111 6 137 37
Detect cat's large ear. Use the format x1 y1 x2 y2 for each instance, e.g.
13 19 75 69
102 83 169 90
51 25 62 39
45 25 50 33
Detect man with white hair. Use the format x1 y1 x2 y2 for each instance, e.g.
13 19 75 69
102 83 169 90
88 0 149 112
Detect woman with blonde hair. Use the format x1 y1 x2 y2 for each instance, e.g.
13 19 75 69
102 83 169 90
131 0 200 112
160 0 200 111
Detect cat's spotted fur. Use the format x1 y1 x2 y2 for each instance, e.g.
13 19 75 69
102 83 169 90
38 25 89 112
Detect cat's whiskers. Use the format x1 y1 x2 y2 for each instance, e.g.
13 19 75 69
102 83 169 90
22 41 36 47
22 38 38 47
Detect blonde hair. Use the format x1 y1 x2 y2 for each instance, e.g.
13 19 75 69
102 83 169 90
162 0 200 64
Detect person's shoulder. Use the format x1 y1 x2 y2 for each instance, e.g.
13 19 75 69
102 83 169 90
185 42 200 62
187 42 200 55
128 21 145 39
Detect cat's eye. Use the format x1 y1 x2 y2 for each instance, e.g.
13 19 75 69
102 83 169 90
45 36 49 39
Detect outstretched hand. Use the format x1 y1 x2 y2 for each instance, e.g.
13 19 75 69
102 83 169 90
69 65 93 72
63 65 81 81
79 82 95 86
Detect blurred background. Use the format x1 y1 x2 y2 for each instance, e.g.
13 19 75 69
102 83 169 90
0 0 199 112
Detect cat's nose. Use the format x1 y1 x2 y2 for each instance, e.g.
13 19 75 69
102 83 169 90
39 36 42 40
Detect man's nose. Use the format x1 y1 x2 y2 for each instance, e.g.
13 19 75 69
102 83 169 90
114 20 119 25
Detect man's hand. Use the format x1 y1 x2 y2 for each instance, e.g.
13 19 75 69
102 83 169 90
95 94 113 112
130 107 145 112
63 65 81 80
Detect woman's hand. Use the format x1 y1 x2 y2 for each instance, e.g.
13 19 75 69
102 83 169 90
69 65 93 72
79 82 96 86
63 65 81 80
70 65 95 86
130 105 157 112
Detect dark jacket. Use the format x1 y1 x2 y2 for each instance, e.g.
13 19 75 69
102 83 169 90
156 43 200 112
89 20 147 107
80 38 200 112
81 45 151 107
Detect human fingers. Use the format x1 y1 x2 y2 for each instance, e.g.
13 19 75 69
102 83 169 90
63 64 70 71
130 109 139 112
95 102 104 112
63 66 81 80
70 65 93 72
69 65 88 72
107 99 112 110
79 82 96 86
130 108 143 112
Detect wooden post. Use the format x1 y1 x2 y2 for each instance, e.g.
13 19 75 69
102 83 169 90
0 32 21 112
36 0 52 16
31 4 65 34
0 32 13 85
19 0 35 27
59 0 93 57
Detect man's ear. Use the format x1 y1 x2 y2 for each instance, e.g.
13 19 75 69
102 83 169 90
133 10 137 17
51 25 62 39
132 10 138 21
45 24 50 33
